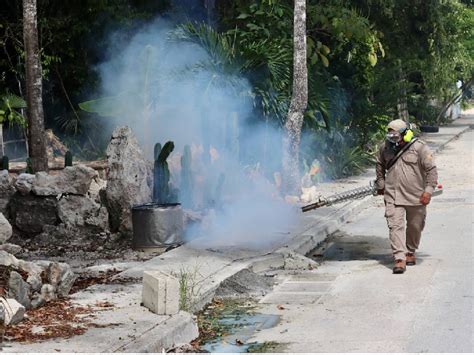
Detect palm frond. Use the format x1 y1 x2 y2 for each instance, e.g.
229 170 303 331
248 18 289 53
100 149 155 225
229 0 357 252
1 93 27 110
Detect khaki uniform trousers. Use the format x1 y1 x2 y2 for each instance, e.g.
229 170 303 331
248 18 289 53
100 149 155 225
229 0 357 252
385 202 427 260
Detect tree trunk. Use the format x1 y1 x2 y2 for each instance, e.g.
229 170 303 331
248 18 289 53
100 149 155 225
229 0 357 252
0 125 4 157
282 0 308 196
436 77 473 123
23 0 48 172
397 65 409 121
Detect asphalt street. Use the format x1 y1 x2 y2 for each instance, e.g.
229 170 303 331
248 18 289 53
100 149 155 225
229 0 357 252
252 129 474 352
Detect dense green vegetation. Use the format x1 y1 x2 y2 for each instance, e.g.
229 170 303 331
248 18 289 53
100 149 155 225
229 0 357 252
1 0 472 178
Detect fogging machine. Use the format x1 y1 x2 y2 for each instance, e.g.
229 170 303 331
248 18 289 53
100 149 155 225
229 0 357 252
301 181 443 213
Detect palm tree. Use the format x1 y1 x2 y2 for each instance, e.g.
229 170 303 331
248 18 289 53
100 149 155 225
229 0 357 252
282 0 308 195
23 0 48 172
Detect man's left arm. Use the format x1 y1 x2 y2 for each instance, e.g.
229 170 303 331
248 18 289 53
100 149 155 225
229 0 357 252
419 145 438 204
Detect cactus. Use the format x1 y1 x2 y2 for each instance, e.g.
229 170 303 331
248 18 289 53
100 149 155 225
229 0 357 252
200 115 211 165
214 173 225 208
154 142 162 161
226 112 239 161
26 157 33 174
0 156 9 171
153 141 175 203
64 151 73 167
179 145 193 208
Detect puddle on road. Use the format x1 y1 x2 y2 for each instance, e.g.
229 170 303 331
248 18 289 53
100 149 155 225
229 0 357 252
198 299 281 353
308 231 392 264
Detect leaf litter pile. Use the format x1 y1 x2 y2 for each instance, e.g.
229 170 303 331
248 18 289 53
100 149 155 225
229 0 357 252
69 268 122 294
5 298 117 343
3 268 138 343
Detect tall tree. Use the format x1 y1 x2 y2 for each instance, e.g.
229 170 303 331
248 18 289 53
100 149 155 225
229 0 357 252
23 0 48 172
282 0 308 195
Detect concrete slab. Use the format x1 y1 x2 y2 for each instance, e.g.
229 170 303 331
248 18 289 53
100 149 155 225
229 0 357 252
260 292 323 305
287 273 339 282
277 282 332 293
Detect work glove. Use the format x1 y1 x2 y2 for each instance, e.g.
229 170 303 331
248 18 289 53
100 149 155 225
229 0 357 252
377 188 385 195
420 192 431 205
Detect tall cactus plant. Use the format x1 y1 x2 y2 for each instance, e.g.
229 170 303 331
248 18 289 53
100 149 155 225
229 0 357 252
154 143 162 161
226 112 239 161
1 156 9 171
64 151 73 167
180 145 193 208
214 173 225 208
26 157 33 174
153 141 175 203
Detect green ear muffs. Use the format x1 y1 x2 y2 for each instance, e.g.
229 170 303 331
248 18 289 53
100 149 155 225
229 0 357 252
403 129 414 142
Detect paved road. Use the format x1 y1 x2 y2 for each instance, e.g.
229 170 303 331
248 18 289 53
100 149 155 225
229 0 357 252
253 129 473 352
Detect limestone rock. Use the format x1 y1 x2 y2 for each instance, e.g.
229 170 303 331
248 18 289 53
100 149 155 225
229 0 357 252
0 297 25 325
30 295 46 309
48 262 64 287
105 126 151 236
27 274 43 292
0 243 22 255
41 284 56 302
0 170 15 214
47 262 76 297
84 206 109 230
17 259 46 276
14 173 35 195
57 268 77 297
8 271 31 308
9 193 58 234
0 250 20 268
88 176 107 203
32 165 98 196
58 195 108 231
0 252 75 306
0 212 12 243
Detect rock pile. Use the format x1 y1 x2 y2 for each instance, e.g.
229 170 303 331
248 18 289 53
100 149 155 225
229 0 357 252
0 250 77 324
0 165 110 240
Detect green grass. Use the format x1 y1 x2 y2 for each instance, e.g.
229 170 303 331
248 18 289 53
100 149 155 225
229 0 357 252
247 341 284 353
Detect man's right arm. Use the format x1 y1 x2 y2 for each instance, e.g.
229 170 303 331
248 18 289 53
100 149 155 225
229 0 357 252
375 145 386 193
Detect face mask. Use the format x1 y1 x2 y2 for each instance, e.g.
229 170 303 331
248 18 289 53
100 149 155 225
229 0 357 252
386 131 401 144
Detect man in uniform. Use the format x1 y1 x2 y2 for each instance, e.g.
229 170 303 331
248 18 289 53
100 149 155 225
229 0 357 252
376 119 438 274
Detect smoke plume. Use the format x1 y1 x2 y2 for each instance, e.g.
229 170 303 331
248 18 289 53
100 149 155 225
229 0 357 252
95 18 298 249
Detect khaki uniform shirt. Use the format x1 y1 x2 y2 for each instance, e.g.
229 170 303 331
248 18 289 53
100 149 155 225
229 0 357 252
375 139 438 206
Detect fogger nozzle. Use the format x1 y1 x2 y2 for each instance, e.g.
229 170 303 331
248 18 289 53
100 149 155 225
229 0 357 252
301 181 443 213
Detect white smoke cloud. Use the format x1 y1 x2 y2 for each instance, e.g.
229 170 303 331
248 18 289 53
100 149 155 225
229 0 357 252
96 18 298 249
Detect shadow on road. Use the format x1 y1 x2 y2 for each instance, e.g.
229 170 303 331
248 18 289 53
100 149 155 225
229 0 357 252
307 231 430 270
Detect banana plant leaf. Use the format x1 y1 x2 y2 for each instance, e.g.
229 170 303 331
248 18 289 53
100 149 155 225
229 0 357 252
78 92 142 118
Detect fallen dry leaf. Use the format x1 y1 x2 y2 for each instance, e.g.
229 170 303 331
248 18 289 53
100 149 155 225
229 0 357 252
94 301 115 308
4 299 99 343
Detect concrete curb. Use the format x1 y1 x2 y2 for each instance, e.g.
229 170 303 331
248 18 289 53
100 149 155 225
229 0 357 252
281 196 373 257
432 126 472 154
113 311 199 353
